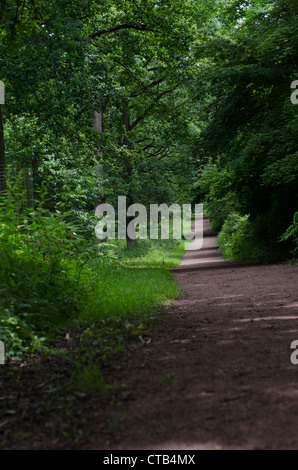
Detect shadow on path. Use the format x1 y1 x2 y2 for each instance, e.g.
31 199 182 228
88 217 298 450
173 215 242 272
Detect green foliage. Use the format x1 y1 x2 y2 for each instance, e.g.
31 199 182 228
0 179 186 360
82 264 180 323
196 161 234 201
194 0 298 260
74 354 110 394
280 212 298 257
3 0 297 361
1 0 215 212
0 182 92 358
196 160 237 231
113 236 188 268
217 213 270 263
206 198 235 232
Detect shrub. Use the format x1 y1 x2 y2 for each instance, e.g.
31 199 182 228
205 196 235 232
0 184 92 359
217 213 270 263
280 211 298 257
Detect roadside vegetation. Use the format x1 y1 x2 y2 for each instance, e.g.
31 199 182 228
0 0 297 449
193 0 298 263
0 182 187 361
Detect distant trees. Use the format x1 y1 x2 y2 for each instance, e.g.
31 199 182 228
1 0 297 258
0 0 216 210
194 0 298 258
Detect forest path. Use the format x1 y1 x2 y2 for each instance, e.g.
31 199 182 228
89 217 298 450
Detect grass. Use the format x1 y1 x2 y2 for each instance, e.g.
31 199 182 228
74 355 111 394
67 235 189 395
78 221 192 323
115 238 190 268
75 236 189 327
0 212 191 448
81 264 181 322
0 192 191 392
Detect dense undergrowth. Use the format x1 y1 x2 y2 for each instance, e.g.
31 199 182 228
207 203 297 264
0 185 185 363
198 162 297 264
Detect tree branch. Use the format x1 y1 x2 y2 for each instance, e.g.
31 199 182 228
129 87 176 131
145 146 169 159
129 78 166 98
90 23 157 38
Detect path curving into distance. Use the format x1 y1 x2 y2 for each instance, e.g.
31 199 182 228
176 215 239 271
89 216 298 450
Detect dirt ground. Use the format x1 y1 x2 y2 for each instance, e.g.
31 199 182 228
85 216 298 450
1 216 298 450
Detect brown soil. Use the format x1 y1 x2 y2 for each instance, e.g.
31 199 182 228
86 216 298 450
1 216 298 450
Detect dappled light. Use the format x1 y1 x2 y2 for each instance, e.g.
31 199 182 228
0 0 297 452
80 218 298 451
236 316 298 323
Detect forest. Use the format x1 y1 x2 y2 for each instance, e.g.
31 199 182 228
0 0 297 451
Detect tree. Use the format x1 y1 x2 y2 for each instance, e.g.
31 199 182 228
1 0 217 214
193 0 298 251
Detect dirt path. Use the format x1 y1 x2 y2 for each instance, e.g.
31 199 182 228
87 216 298 450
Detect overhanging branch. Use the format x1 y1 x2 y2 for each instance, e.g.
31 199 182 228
130 78 166 98
129 87 176 131
90 23 157 38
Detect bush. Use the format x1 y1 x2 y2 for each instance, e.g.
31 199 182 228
217 213 271 263
0 178 188 361
280 211 298 257
205 196 235 232
195 160 237 232
0 184 92 359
